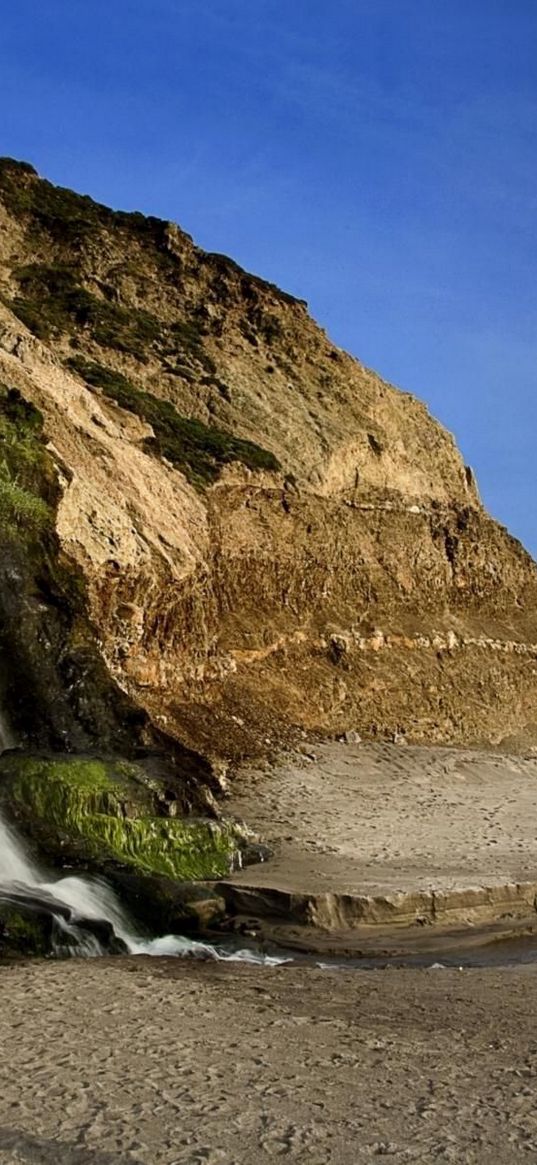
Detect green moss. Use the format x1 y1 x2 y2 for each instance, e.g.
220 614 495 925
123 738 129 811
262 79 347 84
80 814 238 879
0 755 242 881
67 357 280 486
4 756 137 817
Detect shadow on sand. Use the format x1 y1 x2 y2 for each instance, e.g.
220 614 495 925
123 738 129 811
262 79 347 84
0 1126 146 1165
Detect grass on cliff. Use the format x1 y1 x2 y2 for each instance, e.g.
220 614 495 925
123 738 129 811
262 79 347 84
0 159 302 378
11 263 162 361
67 357 280 486
10 260 223 377
0 386 54 535
0 383 87 605
0 158 306 309
0 157 167 248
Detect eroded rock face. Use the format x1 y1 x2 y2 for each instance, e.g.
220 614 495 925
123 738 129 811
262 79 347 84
0 157 536 761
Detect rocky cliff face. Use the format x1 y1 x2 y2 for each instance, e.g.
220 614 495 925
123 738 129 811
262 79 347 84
1 156 536 769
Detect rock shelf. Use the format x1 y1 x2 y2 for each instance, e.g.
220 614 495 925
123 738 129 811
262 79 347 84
220 741 537 951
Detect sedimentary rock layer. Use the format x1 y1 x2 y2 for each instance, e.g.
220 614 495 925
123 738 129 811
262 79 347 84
1 157 536 761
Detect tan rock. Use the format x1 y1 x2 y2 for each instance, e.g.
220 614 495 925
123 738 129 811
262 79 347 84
1 159 536 761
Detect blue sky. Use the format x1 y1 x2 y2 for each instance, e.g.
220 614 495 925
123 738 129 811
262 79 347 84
2 1 536 552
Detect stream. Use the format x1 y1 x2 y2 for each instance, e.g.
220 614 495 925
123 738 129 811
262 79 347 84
2 712 537 971
0 709 289 964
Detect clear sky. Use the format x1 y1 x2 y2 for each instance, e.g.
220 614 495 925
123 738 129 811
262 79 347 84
2 1 536 552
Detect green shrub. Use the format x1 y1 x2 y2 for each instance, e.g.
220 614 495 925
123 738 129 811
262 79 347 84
0 475 51 530
0 158 168 248
0 386 54 534
0 158 37 177
67 358 280 487
11 263 162 358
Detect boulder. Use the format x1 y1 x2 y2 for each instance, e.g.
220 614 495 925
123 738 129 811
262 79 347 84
0 887 127 958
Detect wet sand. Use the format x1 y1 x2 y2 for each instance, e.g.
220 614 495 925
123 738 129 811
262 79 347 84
2 956 537 1164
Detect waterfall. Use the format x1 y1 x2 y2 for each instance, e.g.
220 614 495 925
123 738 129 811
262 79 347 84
0 708 14 754
0 811 40 885
0 801 288 963
0 719 288 964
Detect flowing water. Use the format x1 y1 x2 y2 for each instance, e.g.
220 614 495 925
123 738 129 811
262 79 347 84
0 708 15 754
0 714 289 965
3 712 536 971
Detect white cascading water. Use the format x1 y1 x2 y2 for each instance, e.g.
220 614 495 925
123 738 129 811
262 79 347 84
0 710 289 965
0 707 15 755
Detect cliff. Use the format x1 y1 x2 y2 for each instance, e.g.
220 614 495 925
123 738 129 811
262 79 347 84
1 156 536 772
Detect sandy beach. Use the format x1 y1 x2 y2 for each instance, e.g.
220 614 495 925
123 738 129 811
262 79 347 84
228 741 537 894
4 742 537 1163
2 956 537 1164
219 742 537 948
1 19 536 1163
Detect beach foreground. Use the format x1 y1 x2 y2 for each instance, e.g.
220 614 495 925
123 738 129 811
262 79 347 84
221 742 537 947
1 957 537 1164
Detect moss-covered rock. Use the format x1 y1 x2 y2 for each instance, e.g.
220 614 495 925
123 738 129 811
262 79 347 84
0 899 52 958
0 754 245 881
